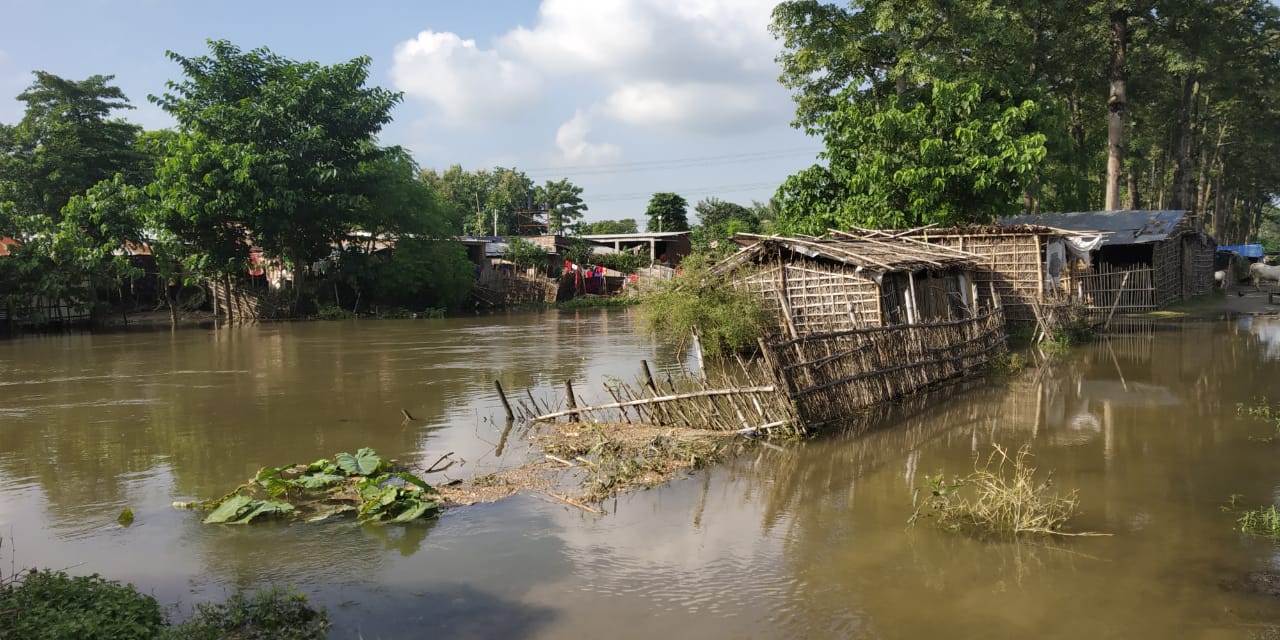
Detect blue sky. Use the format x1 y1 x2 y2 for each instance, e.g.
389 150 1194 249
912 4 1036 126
0 0 822 224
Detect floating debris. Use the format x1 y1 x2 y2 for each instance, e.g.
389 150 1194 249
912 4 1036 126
173 448 439 525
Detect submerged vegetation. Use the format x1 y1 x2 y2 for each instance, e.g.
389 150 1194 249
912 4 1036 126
1238 505 1280 538
909 445 1097 537
175 448 439 525
1237 397 1280 442
639 253 768 357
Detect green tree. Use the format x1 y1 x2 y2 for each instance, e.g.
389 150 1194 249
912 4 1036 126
644 192 690 232
776 82 1047 233
579 218 639 235
694 197 755 231
149 40 401 288
420 165 537 236
0 72 143 223
536 178 587 235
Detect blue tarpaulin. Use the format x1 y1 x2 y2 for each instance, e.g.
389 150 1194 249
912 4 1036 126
1218 244 1265 258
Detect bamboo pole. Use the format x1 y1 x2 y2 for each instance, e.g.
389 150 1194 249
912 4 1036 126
563 380 578 422
532 386 776 421
1103 271 1131 331
494 380 515 421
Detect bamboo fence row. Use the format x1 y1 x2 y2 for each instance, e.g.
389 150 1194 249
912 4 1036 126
522 358 801 435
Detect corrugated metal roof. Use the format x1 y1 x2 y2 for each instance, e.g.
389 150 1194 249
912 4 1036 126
998 210 1187 246
580 232 690 240
1218 244 1265 259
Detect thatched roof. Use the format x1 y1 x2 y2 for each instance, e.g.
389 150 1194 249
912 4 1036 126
852 223 1103 239
714 233 983 276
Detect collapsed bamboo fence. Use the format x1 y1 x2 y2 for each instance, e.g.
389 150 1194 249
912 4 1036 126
521 358 801 436
762 306 1008 428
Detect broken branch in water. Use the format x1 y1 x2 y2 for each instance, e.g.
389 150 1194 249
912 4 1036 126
546 491 604 514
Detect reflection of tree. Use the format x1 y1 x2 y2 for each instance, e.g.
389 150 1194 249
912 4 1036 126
0 310 654 526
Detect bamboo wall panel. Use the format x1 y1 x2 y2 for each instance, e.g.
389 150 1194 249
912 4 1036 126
1071 263 1155 315
763 307 1007 428
924 234 1045 322
734 258 882 333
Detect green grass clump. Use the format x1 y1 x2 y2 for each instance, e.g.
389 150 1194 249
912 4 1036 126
0 570 165 640
1238 505 1280 538
909 445 1100 537
557 296 640 310
163 587 329 640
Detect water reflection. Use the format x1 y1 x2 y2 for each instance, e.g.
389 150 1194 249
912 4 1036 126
5 315 1280 638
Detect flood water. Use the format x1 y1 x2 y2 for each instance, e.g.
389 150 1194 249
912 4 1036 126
3 309 1280 638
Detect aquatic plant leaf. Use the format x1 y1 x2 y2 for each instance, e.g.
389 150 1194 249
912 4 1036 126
255 465 290 482
305 504 357 523
336 448 384 476
291 473 346 490
203 495 254 524
117 508 134 527
305 458 335 474
382 499 438 523
391 471 438 495
237 500 295 524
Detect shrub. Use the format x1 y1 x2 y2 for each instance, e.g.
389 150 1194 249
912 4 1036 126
638 253 768 357
0 570 165 640
163 587 329 640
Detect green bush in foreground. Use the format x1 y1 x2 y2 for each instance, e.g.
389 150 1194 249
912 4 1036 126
0 570 165 640
0 570 328 640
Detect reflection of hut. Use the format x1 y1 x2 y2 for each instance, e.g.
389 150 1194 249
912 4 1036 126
999 210 1216 313
717 233 986 335
892 225 1102 324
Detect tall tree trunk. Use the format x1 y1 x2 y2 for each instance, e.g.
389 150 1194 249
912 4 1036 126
1127 167 1141 210
1105 9 1129 211
1169 77 1199 211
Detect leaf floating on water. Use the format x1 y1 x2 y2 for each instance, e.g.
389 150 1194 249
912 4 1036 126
117 508 134 527
336 448 385 476
190 448 438 526
203 495 254 524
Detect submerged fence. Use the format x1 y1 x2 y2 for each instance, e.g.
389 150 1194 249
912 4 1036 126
761 306 1007 428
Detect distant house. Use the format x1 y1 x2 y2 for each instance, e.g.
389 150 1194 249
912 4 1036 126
999 210 1215 313
579 231 692 267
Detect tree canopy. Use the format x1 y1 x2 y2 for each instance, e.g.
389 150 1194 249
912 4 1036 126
148 40 402 279
771 0 1280 240
579 218 639 235
644 192 690 232
536 178 587 235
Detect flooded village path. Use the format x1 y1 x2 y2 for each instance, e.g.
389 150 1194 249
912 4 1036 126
3 309 1280 638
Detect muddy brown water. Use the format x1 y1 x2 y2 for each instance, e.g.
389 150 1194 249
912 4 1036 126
3 309 1280 639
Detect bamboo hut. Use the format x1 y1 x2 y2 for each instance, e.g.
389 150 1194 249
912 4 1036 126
887 224 1103 324
999 210 1216 314
712 234 1008 427
715 233 989 336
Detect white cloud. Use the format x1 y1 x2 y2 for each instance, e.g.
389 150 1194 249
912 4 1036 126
603 81 777 134
390 30 542 125
390 0 791 155
554 110 622 164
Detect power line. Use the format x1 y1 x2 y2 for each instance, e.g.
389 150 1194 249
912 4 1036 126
523 147 821 177
589 181 781 203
